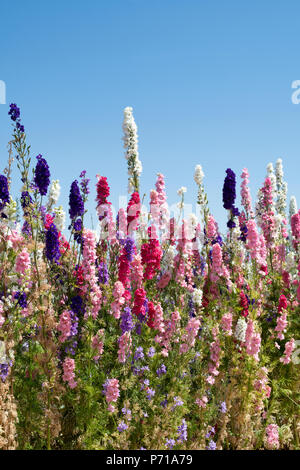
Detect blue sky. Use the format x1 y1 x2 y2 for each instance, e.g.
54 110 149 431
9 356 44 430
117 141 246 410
0 0 300 232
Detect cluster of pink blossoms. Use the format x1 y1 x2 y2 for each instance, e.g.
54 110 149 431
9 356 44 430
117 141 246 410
265 424 280 449
245 319 261 361
62 357 77 389
81 229 102 319
104 378 120 412
240 168 253 216
207 337 221 385
155 310 181 356
275 312 288 340
280 338 295 364
118 331 132 363
57 310 72 343
180 317 201 354
221 312 233 335
15 248 31 274
111 281 125 319
92 329 105 361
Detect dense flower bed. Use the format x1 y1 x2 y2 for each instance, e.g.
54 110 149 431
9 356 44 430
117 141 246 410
0 104 299 450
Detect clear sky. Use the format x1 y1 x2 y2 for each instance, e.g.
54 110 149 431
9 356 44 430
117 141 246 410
0 0 300 232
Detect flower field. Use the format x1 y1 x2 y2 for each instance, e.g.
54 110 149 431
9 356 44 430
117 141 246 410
0 103 299 450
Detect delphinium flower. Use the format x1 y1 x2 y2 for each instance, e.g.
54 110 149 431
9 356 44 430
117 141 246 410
240 168 253 218
0 175 10 212
14 291 27 309
266 162 277 196
69 180 84 220
73 218 82 244
70 295 85 317
45 223 61 262
196 396 208 408
98 261 108 284
194 164 205 206
118 331 132 363
155 309 180 355
265 423 279 449
156 364 166 376
289 196 298 223
81 229 102 319
132 288 147 317
275 312 288 340
62 357 77 389
237 211 248 243
278 294 288 314
146 387 155 400
206 440 217 450
192 287 203 307
154 173 170 235
20 190 32 212
57 310 72 343
177 419 187 443
172 396 184 411
21 220 32 236
275 158 287 217
117 421 128 433
117 207 127 239
207 340 221 385
147 346 155 358
245 320 261 361
124 236 135 262
15 248 31 274
146 301 162 329
133 346 144 362
103 378 120 408
64 309 79 355
280 338 295 364
44 213 54 230
0 362 12 382
120 306 134 334
188 297 196 318
240 291 249 317
206 214 218 239
79 170 90 195
210 243 223 281
47 180 60 209
34 155 50 196
235 318 247 343
96 175 111 221
118 245 131 288
223 168 239 228
165 438 176 450
111 281 125 320
53 205 66 232
220 312 233 336
8 103 20 122
122 106 142 193
173 221 193 289
130 254 144 289
220 401 227 413
246 219 261 262
291 211 300 249
141 226 162 280
127 191 141 233
9 102 25 133
259 177 276 248
180 317 200 354
122 407 132 421
91 329 105 361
